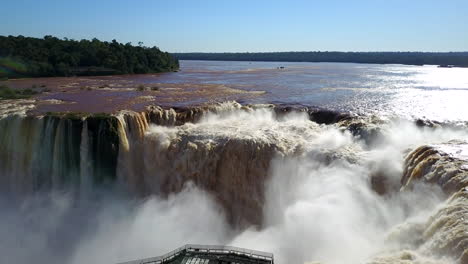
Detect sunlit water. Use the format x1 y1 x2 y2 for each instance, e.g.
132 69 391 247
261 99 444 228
152 61 468 122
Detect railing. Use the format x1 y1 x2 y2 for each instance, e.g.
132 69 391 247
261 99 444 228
117 244 274 264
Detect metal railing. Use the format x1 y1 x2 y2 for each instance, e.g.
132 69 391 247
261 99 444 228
118 244 274 264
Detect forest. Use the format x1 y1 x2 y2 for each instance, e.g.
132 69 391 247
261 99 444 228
0 35 179 78
175 51 468 67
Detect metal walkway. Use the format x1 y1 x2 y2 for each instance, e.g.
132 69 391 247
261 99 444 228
118 244 274 264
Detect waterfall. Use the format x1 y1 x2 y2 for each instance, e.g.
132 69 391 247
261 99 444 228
0 113 121 193
0 102 467 263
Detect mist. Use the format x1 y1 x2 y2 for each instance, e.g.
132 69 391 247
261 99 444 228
0 186 229 264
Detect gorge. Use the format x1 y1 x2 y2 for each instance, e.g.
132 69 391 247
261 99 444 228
1 98 467 264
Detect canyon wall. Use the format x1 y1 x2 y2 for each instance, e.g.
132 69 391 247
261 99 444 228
400 143 468 263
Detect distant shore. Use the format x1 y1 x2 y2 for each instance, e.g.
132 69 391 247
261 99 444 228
174 51 468 67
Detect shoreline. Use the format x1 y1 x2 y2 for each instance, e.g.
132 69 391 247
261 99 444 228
177 58 468 68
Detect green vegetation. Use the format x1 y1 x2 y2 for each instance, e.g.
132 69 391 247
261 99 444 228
0 35 179 78
174 52 468 67
0 84 39 99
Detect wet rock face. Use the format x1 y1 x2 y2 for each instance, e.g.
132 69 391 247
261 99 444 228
368 250 444 264
414 118 443 129
338 119 383 147
402 142 468 194
401 143 468 263
423 189 468 263
146 105 205 126
370 173 389 195
307 108 352 125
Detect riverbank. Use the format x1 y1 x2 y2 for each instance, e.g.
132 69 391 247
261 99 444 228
174 51 468 67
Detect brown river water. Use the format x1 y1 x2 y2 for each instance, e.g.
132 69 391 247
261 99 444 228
2 60 468 122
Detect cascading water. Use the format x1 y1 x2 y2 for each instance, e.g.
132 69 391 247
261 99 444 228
0 114 120 194
0 101 467 264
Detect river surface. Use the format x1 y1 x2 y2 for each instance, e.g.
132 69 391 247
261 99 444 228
165 61 468 122
3 60 468 122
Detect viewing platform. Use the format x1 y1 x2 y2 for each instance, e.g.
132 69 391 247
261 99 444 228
118 244 274 264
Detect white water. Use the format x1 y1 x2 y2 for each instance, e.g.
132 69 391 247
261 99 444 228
1 105 467 264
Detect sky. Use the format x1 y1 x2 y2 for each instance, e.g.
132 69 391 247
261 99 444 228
1 0 468 52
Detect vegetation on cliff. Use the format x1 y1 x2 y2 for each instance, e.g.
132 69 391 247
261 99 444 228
0 84 39 99
174 51 468 67
0 35 179 78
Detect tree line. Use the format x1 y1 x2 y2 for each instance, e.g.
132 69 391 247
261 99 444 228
174 51 468 67
0 35 179 78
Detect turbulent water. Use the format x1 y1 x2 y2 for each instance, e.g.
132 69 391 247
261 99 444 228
1 62 468 264
1 102 467 264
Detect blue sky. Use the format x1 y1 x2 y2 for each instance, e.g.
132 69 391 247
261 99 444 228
1 0 467 52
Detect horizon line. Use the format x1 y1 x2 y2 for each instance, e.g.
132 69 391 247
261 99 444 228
172 51 468 54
